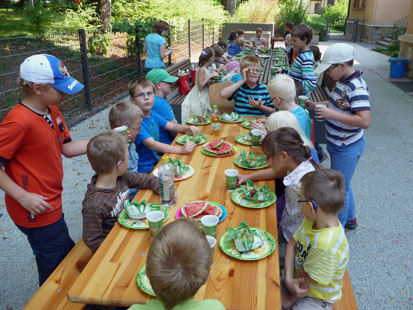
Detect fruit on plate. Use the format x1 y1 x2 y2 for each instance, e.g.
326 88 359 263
191 114 209 124
203 139 234 155
221 112 241 122
180 133 207 144
124 200 151 219
181 201 222 220
238 151 267 168
167 157 191 177
226 221 263 252
240 180 270 203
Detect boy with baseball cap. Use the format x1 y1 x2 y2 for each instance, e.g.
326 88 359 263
145 68 178 144
307 43 371 230
0 54 89 285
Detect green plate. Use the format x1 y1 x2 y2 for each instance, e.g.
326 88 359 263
220 115 245 123
118 204 169 229
137 264 155 296
231 187 276 208
234 154 269 170
241 120 251 129
235 134 252 146
186 115 211 125
219 228 276 261
176 133 208 145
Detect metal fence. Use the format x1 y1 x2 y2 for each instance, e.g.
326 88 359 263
0 20 222 126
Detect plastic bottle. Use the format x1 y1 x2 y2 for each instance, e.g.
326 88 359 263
211 105 220 135
158 155 175 208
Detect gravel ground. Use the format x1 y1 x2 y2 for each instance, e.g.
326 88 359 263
1 41 412 310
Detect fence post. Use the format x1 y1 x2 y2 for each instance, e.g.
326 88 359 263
353 19 359 42
326 18 330 41
168 28 172 66
188 19 191 59
78 29 93 112
135 33 143 77
212 28 214 45
202 19 205 50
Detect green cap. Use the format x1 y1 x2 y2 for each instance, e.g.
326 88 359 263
145 69 179 84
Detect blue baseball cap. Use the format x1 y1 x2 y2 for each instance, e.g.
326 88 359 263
20 54 84 94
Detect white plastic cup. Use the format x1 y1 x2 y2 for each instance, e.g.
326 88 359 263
113 125 128 136
146 211 164 237
201 215 219 237
251 129 263 147
206 235 216 265
224 169 239 191
315 104 324 122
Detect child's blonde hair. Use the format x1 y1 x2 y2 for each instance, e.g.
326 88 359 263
128 78 154 97
266 111 314 149
87 131 127 174
109 101 143 129
267 74 296 102
146 219 211 310
18 78 50 96
240 55 260 72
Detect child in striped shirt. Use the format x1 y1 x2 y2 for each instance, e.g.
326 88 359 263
283 169 349 310
220 55 275 116
284 24 317 97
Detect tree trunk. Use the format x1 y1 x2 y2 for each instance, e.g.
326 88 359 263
223 0 235 16
27 0 34 7
97 0 112 33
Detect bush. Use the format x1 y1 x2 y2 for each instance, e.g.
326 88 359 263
306 15 327 40
26 3 54 35
61 3 102 32
232 0 279 23
276 0 308 29
322 0 348 30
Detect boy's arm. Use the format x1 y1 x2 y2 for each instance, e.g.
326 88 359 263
316 106 371 129
0 167 52 214
128 172 160 194
82 206 105 253
220 68 248 98
284 238 309 299
164 122 199 135
143 137 195 155
62 140 89 158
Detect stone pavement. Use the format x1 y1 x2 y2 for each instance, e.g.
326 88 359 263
1 41 412 310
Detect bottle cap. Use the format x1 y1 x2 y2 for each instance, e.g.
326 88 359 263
213 105 217 109
162 155 169 162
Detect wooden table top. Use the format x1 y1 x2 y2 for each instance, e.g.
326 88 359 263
68 118 281 310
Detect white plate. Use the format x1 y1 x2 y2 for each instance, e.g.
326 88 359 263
153 165 194 182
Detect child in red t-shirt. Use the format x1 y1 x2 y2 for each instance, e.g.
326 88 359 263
0 54 88 285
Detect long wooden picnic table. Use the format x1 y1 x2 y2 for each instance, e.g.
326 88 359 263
68 117 281 310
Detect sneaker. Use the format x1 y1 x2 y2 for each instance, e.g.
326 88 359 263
345 218 358 230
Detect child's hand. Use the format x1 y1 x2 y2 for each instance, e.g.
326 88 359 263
285 277 309 299
181 142 196 154
315 104 331 119
19 192 53 215
210 70 220 78
305 100 316 110
250 120 265 131
241 67 249 81
237 174 249 186
187 126 199 135
248 97 263 109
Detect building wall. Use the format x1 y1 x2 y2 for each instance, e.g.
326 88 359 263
348 0 410 23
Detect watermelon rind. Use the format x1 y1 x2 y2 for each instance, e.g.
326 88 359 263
181 201 208 218
211 139 225 150
204 141 234 155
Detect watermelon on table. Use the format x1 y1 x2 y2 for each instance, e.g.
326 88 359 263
192 204 219 220
211 139 225 150
181 201 208 218
204 140 234 155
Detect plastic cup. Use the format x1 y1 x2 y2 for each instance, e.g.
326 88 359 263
113 125 128 136
224 169 238 191
251 129 263 148
201 215 219 237
146 211 164 237
271 66 277 75
298 95 308 109
206 235 216 265
315 104 324 122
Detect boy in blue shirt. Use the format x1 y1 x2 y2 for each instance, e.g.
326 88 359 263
145 69 178 145
128 78 199 173
220 56 275 116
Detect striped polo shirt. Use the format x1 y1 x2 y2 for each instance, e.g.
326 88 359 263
229 82 274 116
326 71 370 146
293 218 349 303
289 50 317 96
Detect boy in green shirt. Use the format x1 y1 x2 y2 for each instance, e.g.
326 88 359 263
128 219 224 310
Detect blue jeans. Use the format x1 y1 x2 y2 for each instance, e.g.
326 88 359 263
16 214 75 286
327 136 365 226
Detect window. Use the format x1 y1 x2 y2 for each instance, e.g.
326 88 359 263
353 0 366 9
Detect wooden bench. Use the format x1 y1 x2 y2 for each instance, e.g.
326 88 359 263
333 270 358 310
166 59 193 123
310 73 337 144
24 239 92 310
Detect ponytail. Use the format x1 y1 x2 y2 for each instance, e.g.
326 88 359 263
198 47 214 67
262 127 312 164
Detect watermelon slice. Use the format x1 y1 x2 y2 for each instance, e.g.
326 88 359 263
204 140 234 155
211 139 225 150
181 201 208 218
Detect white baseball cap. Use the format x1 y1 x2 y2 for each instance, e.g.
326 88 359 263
20 54 84 94
315 43 355 75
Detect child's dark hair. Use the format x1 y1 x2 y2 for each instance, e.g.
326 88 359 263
218 40 228 50
146 219 211 310
291 23 313 45
198 47 214 67
310 45 322 62
228 32 238 42
154 21 169 35
293 79 303 98
236 29 245 36
211 44 224 58
262 127 312 164
301 169 346 214
285 21 294 30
